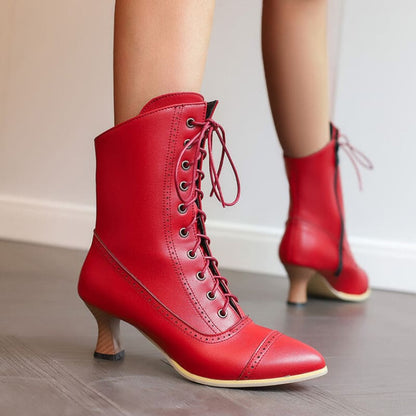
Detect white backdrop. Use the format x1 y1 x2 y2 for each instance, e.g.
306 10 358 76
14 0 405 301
1 0 415 292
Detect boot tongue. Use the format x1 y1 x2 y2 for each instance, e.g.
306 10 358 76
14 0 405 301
205 100 218 119
139 92 205 115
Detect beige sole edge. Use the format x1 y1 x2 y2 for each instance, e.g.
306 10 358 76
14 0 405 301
141 331 328 388
308 273 371 302
167 358 328 388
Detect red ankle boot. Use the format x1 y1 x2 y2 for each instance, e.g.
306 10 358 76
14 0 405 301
280 124 372 305
78 92 327 387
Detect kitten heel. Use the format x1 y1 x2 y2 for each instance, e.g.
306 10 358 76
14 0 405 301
86 303 125 361
284 264 316 306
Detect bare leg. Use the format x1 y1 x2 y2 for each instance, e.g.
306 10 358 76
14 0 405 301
262 0 329 157
114 0 215 125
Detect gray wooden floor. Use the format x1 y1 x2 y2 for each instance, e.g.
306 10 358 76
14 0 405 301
0 239 415 416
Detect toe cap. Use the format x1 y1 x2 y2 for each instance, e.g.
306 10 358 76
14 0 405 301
241 331 326 381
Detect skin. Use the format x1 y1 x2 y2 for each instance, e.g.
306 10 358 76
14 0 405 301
113 0 215 125
262 0 330 157
113 0 329 157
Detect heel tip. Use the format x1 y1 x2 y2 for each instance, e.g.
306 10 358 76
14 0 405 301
94 350 125 361
287 301 306 307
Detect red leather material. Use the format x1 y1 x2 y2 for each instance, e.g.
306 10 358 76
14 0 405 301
79 92 326 381
242 332 325 380
93 94 240 334
140 92 205 114
279 138 369 295
79 234 325 380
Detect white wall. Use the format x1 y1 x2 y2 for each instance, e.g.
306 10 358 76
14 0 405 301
1 0 415 293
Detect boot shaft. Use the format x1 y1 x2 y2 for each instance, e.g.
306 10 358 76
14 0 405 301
284 137 345 235
81 93 243 334
94 93 207 257
280 129 348 275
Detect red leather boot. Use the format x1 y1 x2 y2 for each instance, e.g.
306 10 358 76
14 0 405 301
78 92 327 387
279 124 372 305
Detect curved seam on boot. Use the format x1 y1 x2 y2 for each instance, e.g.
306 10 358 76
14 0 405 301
91 233 250 344
238 331 281 380
141 92 204 114
95 103 207 142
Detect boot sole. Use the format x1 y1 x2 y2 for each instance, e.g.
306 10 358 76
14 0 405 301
124 327 328 388
308 273 371 302
167 357 328 388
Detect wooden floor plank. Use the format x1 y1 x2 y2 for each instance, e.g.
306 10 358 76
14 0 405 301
0 336 131 416
1 239 415 415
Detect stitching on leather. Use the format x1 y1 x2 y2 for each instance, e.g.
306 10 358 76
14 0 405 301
95 102 207 143
141 92 203 114
92 233 250 344
238 331 281 380
162 105 195 316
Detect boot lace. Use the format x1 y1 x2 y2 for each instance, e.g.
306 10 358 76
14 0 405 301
174 117 241 316
332 123 374 190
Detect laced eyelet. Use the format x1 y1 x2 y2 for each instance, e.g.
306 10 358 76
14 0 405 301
179 228 189 238
181 160 191 171
217 309 227 318
206 291 216 301
177 204 188 214
196 271 206 281
183 139 193 150
179 181 189 192
186 118 195 128
187 250 197 259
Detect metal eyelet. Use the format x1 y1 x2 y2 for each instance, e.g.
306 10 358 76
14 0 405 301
196 271 206 281
187 250 197 259
181 160 191 171
178 204 188 214
179 181 189 192
179 228 189 238
206 291 216 301
186 118 195 128
217 309 227 318
183 139 192 150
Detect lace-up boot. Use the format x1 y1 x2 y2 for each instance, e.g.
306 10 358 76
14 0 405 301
78 92 327 387
280 124 372 305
